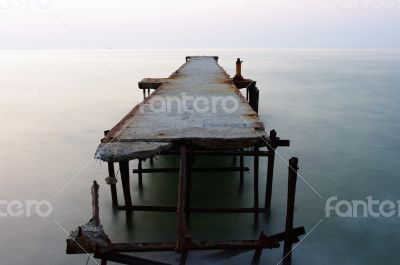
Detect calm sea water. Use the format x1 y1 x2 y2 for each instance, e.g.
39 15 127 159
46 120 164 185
0 49 399 265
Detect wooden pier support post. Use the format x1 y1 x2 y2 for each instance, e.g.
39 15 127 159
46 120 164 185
91 180 100 226
104 130 118 208
239 149 244 187
283 157 299 261
253 231 266 262
119 161 133 207
265 129 277 210
176 146 188 253
138 159 143 188
107 162 118 208
185 146 192 221
253 145 259 213
249 86 259 113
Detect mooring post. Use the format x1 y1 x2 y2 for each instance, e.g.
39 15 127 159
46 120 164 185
265 130 277 210
119 161 133 207
233 58 244 81
138 159 143 188
91 180 100 226
283 157 299 261
101 259 107 265
104 130 118 208
253 145 259 213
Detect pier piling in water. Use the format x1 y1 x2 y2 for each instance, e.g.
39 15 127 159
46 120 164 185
119 161 132 207
265 129 277 209
104 130 118 208
283 157 299 261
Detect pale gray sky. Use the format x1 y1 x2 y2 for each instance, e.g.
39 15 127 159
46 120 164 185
1 0 400 49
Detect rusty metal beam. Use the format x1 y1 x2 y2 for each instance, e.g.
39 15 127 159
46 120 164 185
95 253 172 265
116 205 271 213
132 166 249 174
97 227 304 254
161 150 273 156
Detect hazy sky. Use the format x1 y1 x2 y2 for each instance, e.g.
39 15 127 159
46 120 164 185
1 0 400 49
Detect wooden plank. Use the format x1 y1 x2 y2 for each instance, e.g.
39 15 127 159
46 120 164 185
96 142 172 162
138 78 168 90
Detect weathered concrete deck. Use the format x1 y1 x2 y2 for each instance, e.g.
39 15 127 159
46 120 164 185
96 56 267 162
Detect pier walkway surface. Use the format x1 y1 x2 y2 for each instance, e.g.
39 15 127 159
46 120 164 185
96 56 266 162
